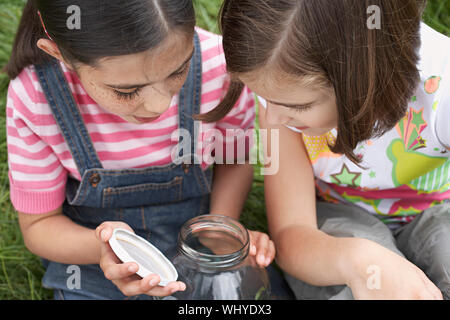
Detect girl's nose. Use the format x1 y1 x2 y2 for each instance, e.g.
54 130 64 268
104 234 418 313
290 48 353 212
142 85 172 113
143 96 172 114
265 103 291 126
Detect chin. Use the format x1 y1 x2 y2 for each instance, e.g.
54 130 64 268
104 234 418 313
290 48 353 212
120 115 140 124
302 127 333 136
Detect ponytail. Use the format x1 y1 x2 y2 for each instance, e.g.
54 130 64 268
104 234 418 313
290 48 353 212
194 79 245 123
3 0 50 79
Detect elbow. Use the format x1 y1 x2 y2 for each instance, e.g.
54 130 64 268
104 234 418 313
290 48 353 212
271 231 295 273
21 230 39 256
270 224 319 275
17 213 43 257
273 242 294 274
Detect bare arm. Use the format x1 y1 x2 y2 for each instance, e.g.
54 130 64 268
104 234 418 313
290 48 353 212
17 163 253 266
18 207 101 265
260 106 442 299
209 159 275 267
16 163 252 266
209 163 254 220
260 105 351 286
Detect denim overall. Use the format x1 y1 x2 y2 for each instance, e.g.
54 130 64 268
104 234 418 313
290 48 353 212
34 32 213 300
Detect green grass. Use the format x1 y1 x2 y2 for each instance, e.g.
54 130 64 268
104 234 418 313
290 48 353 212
0 0 49 300
0 0 448 300
423 0 450 35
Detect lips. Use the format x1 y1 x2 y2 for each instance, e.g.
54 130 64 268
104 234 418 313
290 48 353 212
295 126 309 131
134 115 161 123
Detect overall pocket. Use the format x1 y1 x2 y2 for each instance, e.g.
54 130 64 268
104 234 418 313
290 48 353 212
102 176 183 208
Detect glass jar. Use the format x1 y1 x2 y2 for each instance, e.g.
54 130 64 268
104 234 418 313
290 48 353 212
170 214 271 300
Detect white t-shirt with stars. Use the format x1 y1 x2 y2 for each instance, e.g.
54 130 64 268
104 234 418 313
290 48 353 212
259 23 450 226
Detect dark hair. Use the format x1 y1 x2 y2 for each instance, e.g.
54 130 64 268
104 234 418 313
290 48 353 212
198 0 426 164
3 0 196 79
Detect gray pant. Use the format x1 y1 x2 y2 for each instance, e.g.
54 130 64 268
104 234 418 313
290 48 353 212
285 201 450 300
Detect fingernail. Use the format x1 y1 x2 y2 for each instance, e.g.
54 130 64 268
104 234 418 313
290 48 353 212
128 265 137 273
180 283 186 291
101 229 108 241
150 278 159 286
265 258 271 266
257 254 264 264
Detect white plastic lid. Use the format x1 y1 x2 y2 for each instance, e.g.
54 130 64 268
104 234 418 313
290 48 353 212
108 228 178 286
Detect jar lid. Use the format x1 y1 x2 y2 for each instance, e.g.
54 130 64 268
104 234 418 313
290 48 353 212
108 228 178 286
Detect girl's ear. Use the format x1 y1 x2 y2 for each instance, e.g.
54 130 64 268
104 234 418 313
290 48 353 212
36 38 74 70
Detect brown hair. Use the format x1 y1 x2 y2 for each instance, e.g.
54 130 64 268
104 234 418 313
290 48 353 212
3 0 196 79
198 0 426 163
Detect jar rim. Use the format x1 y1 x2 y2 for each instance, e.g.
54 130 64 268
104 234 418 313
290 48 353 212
177 214 250 268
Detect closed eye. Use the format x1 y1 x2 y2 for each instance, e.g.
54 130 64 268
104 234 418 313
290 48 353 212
170 63 190 79
113 88 142 101
267 99 315 113
290 104 313 113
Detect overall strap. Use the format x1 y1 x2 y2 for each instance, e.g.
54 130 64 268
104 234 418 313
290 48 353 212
178 31 202 164
35 31 202 175
34 58 103 177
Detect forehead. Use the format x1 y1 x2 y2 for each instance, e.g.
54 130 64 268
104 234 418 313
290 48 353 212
239 68 326 103
84 31 194 82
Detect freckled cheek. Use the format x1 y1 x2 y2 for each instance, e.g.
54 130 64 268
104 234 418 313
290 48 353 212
100 98 138 115
311 103 338 128
312 112 336 128
83 83 138 115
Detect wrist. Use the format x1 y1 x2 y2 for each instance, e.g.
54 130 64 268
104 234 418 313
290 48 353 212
336 237 374 287
209 164 253 219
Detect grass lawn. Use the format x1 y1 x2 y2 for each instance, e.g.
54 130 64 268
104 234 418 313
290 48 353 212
0 0 448 300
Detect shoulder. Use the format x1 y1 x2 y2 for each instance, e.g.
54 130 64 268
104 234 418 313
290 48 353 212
417 23 450 77
195 27 230 113
412 24 450 149
417 23 450 100
196 26 223 52
416 23 450 109
7 61 81 130
8 65 39 104
196 27 226 78
7 65 43 125
416 23 450 104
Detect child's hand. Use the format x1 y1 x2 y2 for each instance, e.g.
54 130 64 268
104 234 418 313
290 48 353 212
95 222 186 298
345 238 443 300
248 230 275 268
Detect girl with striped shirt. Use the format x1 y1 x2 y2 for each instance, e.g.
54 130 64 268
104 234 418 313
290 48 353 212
4 0 277 299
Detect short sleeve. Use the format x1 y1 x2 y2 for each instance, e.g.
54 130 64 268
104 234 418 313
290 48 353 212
435 71 450 150
214 85 256 163
6 72 67 214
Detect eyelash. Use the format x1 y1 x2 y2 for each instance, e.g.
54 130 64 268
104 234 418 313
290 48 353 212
113 65 189 101
291 105 312 113
114 88 142 101
172 65 189 79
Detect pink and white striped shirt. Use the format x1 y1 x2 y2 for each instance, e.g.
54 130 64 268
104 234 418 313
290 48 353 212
6 27 256 215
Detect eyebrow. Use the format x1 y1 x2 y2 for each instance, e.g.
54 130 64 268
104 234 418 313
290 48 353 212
105 49 195 90
266 99 316 109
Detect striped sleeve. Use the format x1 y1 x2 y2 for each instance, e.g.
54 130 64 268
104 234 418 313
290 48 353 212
7 69 68 214
196 27 256 163
435 65 450 150
213 81 256 164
